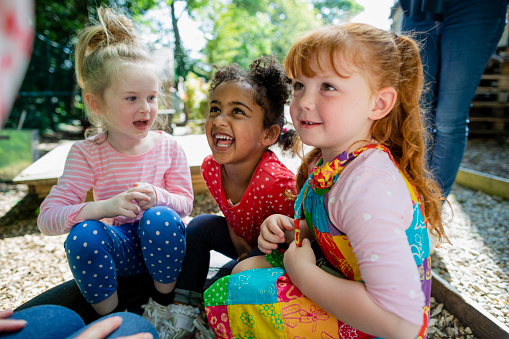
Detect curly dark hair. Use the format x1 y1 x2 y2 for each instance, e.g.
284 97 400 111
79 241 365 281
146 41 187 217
209 55 297 151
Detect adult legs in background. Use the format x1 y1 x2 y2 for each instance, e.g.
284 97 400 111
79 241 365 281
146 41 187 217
0 305 84 339
402 0 507 197
67 312 158 339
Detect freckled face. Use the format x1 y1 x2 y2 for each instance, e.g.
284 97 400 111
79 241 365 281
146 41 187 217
205 81 267 165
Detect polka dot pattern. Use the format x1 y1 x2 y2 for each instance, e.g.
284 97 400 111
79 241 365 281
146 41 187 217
201 151 295 247
65 206 186 304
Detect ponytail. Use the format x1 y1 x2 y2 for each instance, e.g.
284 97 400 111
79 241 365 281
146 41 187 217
75 7 141 90
74 7 155 138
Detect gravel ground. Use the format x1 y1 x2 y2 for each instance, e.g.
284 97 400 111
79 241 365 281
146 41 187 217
0 137 508 338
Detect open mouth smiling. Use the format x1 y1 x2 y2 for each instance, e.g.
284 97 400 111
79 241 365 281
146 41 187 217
213 132 234 148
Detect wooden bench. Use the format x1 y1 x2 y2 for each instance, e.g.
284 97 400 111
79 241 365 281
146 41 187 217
13 134 213 199
13 134 300 199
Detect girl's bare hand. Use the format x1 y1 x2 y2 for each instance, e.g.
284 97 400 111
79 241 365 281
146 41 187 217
100 190 150 219
132 183 156 210
258 214 294 254
284 238 316 284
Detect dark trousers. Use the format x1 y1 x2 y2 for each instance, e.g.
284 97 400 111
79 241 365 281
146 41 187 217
401 0 507 196
176 214 265 296
176 214 238 294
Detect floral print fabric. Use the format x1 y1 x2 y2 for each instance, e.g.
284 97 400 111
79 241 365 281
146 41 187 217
204 144 431 339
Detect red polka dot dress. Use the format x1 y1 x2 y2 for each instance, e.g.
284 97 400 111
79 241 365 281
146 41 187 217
201 150 295 247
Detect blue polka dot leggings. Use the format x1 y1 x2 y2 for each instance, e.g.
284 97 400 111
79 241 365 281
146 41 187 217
64 206 186 304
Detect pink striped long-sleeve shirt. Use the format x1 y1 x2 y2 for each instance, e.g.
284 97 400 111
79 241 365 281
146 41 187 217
38 131 194 235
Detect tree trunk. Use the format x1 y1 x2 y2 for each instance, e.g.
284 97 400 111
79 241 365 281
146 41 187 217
171 1 187 78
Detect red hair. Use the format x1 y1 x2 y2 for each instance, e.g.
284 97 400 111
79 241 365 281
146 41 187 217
284 23 448 245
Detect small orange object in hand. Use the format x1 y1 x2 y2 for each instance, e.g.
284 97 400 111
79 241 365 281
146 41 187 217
294 218 301 247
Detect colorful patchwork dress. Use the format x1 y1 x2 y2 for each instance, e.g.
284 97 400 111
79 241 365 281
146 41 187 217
204 144 432 339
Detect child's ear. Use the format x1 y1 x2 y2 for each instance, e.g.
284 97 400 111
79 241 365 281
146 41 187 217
84 93 102 115
262 124 281 146
369 87 397 121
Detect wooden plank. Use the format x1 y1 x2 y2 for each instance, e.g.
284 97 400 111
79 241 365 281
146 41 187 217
190 165 207 194
455 168 509 200
12 134 302 198
13 136 213 197
476 86 509 93
432 271 509 339
481 74 509 80
469 117 509 122
468 129 508 136
471 101 509 108
13 141 74 185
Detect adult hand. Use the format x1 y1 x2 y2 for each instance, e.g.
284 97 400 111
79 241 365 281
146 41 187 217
132 183 156 210
257 214 294 254
284 238 316 287
227 223 252 261
75 316 153 339
0 309 27 333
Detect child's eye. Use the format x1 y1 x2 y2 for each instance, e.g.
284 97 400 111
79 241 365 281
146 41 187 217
232 108 245 115
148 95 157 101
209 106 220 116
321 83 336 91
127 96 137 101
293 82 304 91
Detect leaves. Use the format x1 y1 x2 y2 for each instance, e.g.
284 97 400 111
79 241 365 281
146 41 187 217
202 0 322 71
7 0 364 132
312 0 364 24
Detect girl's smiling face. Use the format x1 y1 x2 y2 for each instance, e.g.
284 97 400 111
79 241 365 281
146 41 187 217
205 81 268 166
289 51 378 162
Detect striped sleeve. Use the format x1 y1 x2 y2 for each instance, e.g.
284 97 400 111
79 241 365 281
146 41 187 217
37 142 94 235
153 139 193 218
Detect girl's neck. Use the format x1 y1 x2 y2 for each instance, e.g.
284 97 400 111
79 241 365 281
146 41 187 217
221 150 266 205
321 139 374 164
106 131 159 155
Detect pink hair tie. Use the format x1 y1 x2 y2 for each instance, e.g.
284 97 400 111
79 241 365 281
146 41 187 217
282 127 288 133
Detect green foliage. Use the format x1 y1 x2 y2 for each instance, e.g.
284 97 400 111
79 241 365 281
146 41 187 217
6 0 158 133
0 130 35 180
312 0 364 24
7 0 364 133
202 0 321 70
182 73 210 120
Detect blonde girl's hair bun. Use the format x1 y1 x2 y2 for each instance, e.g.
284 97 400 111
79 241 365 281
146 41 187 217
74 6 154 138
93 7 138 49
74 6 142 88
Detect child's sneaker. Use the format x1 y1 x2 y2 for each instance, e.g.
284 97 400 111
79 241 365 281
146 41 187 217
159 304 199 339
141 297 171 330
193 318 215 339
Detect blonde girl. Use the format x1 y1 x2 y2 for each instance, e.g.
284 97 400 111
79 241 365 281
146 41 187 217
37 7 193 338
204 23 447 339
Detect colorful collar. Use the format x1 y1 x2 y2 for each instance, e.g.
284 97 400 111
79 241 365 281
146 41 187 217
311 144 388 193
